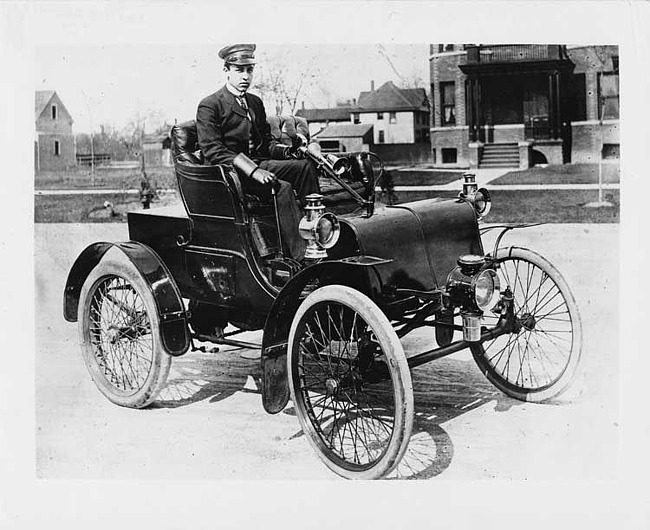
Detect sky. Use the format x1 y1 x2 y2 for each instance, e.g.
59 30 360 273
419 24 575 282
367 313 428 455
35 43 430 133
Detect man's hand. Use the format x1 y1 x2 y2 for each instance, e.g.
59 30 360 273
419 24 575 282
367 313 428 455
287 133 308 159
292 133 308 150
251 167 276 186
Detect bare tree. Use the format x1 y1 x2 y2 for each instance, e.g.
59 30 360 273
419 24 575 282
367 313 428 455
253 49 321 115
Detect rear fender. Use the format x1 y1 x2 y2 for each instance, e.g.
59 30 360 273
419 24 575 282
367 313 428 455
63 241 190 356
261 256 390 414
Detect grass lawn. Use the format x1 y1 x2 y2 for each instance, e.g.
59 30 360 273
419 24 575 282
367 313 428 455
35 187 619 224
34 191 180 223
389 169 461 186
35 166 177 190
490 162 620 185
394 188 619 223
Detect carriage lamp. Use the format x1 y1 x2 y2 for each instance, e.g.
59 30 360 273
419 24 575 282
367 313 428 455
299 194 341 259
459 172 492 219
446 255 501 341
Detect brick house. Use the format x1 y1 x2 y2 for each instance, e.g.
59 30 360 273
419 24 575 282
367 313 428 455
429 44 620 168
35 91 76 171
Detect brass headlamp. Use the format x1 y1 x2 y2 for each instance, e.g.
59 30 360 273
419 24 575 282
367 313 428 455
459 172 492 219
299 194 341 260
446 254 501 341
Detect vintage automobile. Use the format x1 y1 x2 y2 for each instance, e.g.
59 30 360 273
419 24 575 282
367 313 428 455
63 117 582 480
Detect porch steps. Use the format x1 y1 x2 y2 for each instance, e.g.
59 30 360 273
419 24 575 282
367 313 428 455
479 143 520 168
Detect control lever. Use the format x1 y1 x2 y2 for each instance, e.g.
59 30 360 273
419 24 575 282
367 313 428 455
270 177 284 259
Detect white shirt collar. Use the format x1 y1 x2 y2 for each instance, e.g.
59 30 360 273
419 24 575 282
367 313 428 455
225 82 246 98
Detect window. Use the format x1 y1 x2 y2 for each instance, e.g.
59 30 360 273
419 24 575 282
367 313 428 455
352 113 360 124
442 148 457 164
51 104 57 120
440 82 456 126
54 140 60 156
599 72 619 120
377 112 384 120
438 44 455 53
319 140 340 152
602 143 620 159
378 131 385 143
389 112 396 124
567 73 587 122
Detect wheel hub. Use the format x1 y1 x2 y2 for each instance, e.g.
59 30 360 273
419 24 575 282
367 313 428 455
325 378 339 396
107 325 122 344
519 312 536 331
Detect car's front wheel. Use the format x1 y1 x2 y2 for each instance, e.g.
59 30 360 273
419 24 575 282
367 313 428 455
288 285 413 480
78 249 171 408
470 247 582 402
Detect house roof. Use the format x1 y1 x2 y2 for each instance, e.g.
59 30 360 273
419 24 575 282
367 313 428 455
356 81 429 112
296 107 352 122
35 90 56 118
315 123 373 139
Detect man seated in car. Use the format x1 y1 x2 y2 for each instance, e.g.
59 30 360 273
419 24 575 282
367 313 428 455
196 43 320 261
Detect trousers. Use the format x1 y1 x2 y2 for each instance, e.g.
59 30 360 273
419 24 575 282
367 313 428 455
242 159 320 260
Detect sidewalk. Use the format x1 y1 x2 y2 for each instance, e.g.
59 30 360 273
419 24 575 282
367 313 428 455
34 167 620 195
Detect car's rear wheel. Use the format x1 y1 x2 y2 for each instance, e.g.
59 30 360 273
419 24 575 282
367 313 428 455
288 285 413 480
78 249 171 408
470 247 582 402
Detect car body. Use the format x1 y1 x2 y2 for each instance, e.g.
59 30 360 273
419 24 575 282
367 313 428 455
63 118 582 480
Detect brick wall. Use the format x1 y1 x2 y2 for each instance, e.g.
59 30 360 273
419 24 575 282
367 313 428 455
571 121 620 163
430 127 470 167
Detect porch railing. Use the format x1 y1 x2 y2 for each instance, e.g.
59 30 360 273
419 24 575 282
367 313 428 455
466 45 567 64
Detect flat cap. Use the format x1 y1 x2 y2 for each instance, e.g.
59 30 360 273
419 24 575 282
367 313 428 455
219 44 256 66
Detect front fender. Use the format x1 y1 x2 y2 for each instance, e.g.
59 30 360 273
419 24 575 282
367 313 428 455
260 256 391 414
63 241 190 356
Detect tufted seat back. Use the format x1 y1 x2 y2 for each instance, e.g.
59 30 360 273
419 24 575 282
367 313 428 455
170 120 204 165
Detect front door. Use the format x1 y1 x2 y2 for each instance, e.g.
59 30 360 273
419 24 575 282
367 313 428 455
523 75 550 140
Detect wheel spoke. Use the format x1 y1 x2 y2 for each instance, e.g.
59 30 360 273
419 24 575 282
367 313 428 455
473 252 579 397
88 276 154 393
292 294 406 474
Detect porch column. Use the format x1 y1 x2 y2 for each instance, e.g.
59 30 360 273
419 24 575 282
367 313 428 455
467 78 476 142
474 79 483 142
548 72 556 139
554 71 561 139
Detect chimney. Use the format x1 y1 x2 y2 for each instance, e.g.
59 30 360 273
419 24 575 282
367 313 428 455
371 80 375 91
302 101 305 110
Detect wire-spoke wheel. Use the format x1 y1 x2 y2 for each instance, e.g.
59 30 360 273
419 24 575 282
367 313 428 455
288 285 413 480
470 247 582 402
78 249 171 408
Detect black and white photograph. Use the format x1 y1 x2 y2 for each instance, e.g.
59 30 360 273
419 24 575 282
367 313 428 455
2 1 649 528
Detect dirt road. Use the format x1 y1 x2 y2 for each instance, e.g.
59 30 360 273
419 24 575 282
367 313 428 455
35 222 619 480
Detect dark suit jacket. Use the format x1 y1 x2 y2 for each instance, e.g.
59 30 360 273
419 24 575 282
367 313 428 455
196 85 287 167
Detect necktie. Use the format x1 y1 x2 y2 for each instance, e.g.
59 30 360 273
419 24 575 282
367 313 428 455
237 96 256 153
237 96 251 118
